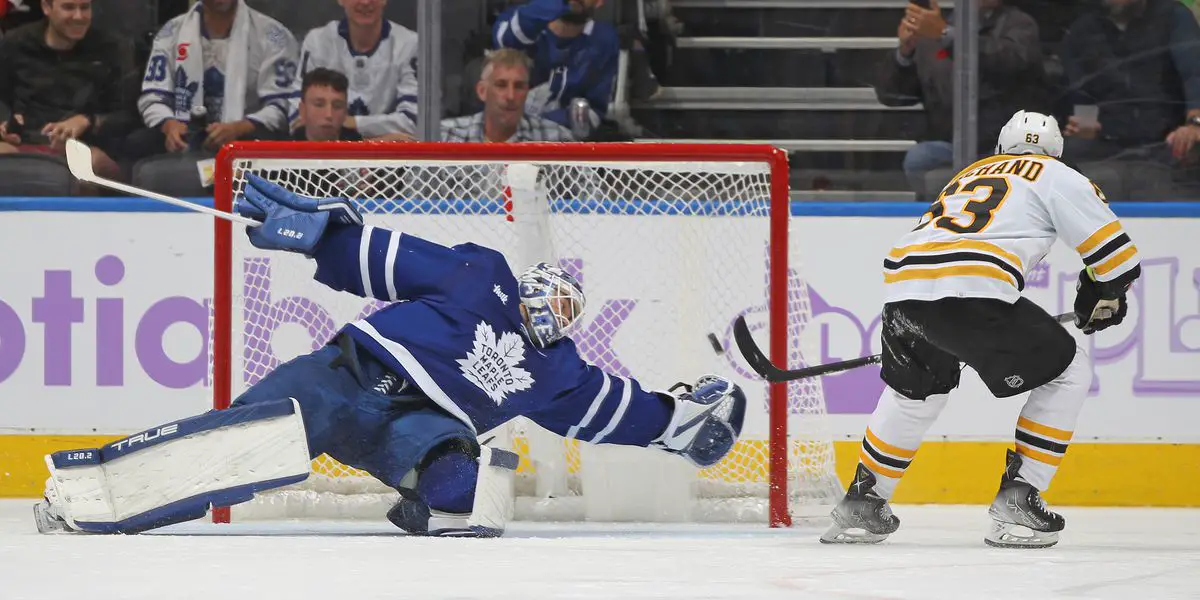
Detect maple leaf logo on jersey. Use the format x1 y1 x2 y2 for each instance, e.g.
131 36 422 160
458 322 534 405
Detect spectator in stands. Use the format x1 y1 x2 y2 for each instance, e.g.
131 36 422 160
0 0 135 181
875 0 1045 201
291 68 362 142
442 48 575 143
1061 0 1200 165
296 0 418 141
493 0 618 136
0 0 42 34
281 67 377 199
134 0 298 156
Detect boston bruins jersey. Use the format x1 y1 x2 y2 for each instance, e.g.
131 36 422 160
884 154 1140 304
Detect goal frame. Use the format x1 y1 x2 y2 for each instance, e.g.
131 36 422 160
211 141 795 527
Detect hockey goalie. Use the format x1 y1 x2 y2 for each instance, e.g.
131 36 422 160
34 174 747 537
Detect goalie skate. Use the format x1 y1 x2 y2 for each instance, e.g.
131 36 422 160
820 463 900 544
33 501 74 534
984 449 1064 549
33 472 74 535
33 479 75 535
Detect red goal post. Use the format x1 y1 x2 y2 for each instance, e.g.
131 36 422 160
211 141 822 528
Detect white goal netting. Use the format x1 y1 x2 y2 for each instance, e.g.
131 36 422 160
212 143 841 526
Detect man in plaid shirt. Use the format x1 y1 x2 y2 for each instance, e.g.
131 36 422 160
442 48 574 143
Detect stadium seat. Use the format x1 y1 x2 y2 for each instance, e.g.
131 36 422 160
1104 160 1200 202
132 153 214 199
923 167 957 200
1075 162 1127 202
0 154 76 196
92 0 156 41
794 168 909 199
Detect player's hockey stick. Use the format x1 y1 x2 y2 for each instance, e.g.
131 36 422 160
732 312 1077 383
64 139 262 227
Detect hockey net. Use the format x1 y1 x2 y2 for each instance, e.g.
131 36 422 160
212 142 840 527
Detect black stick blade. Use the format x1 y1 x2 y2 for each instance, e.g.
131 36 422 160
732 315 790 382
732 315 881 383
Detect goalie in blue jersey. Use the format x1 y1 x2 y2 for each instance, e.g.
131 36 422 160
34 175 747 538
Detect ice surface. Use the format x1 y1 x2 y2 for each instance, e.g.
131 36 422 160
1 500 1197 600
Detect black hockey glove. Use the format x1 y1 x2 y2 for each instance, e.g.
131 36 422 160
1073 267 1129 335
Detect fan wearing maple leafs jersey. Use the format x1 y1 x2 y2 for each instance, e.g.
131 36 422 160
32 173 747 538
293 7 419 139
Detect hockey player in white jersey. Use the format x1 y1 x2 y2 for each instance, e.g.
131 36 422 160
34 174 747 538
296 0 418 139
821 111 1141 548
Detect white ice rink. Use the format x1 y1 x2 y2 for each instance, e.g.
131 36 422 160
0 500 1196 600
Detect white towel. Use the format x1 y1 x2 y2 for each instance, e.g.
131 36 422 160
172 0 250 122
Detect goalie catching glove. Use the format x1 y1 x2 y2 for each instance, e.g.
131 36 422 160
652 375 747 468
236 173 364 255
1073 266 1134 335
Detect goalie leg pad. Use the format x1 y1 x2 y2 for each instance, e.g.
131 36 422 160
417 443 479 514
386 444 519 538
386 442 479 536
43 398 311 534
467 445 520 537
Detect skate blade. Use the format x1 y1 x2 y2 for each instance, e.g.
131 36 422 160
984 521 1059 549
819 523 889 544
32 502 73 535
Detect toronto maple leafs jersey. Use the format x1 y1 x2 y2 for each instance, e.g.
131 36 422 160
493 0 619 126
308 224 673 445
885 154 1141 304
296 20 418 137
139 4 298 130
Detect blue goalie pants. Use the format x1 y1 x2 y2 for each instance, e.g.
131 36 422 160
231 333 478 493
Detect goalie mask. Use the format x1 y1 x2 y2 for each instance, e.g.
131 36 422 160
518 262 586 348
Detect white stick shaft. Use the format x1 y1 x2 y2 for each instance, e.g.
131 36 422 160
95 177 261 226
64 139 259 226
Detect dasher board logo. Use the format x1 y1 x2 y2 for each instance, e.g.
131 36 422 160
458 322 533 405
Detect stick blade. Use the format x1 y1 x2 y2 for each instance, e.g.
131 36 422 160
732 315 783 381
64 139 96 183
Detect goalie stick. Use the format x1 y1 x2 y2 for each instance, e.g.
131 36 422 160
64 139 262 227
732 312 1077 383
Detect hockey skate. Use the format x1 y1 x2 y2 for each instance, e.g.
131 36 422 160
33 472 75 535
984 449 1065 549
386 493 492 538
820 463 900 544
33 480 75 535
33 501 75 534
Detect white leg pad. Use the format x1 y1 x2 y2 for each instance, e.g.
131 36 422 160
467 446 519 537
44 398 311 534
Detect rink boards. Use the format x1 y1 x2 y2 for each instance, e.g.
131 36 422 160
0 199 1197 506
